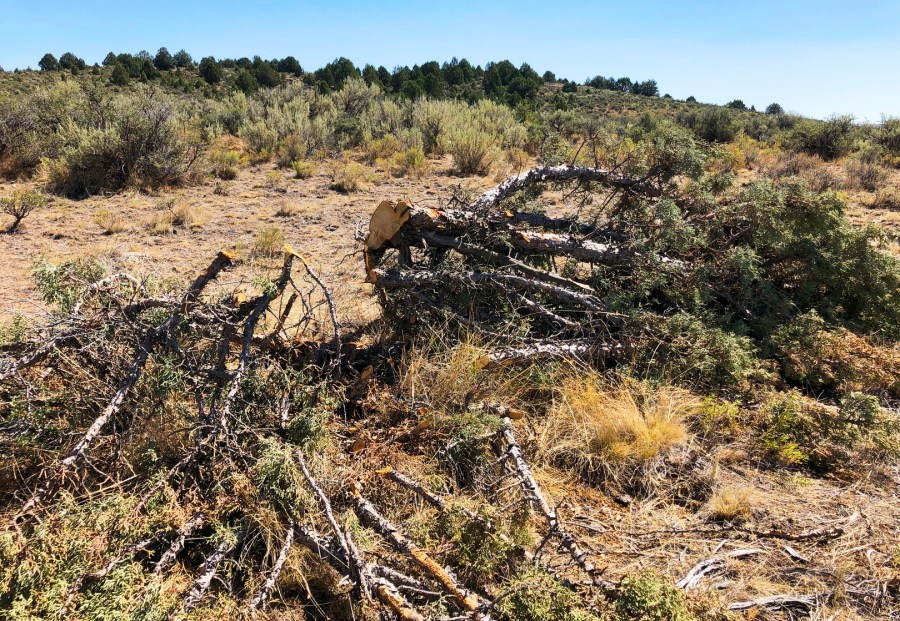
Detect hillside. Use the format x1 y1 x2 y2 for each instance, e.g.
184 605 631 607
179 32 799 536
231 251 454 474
0 57 899 621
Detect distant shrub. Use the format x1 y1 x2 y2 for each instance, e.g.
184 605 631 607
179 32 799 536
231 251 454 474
450 127 495 175
765 102 784 115
1 188 46 232
678 107 740 143
789 114 855 161
291 160 315 179
392 147 428 178
328 161 367 193
239 120 278 160
275 134 308 168
874 117 900 159
109 64 129 86
725 99 747 110
45 89 205 197
363 134 401 164
412 99 453 154
208 145 242 179
846 157 886 191
152 47 174 71
872 186 900 209
38 53 59 71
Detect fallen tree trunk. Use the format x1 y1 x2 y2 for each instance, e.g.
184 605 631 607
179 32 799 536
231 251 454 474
360 167 691 366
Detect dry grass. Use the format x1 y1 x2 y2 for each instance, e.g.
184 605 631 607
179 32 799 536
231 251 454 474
538 373 696 483
93 208 128 234
145 199 209 234
706 484 759 522
274 199 298 217
872 186 900 210
252 225 285 258
328 161 369 193
392 148 429 179
264 169 286 192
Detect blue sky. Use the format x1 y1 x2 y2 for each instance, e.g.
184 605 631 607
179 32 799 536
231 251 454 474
1 0 897 121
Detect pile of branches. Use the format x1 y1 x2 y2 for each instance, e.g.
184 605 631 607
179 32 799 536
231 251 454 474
0 247 621 619
362 164 686 367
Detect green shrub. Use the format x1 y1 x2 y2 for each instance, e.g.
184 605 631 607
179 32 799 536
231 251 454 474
32 257 105 314
393 147 428 178
758 390 899 469
677 107 741 143
275 134 308 168
450 127 495 175
789 115 855 161
363 134 401 164
2 188 46 232
616 572 696 621
846 157 886 191
496 568 602 621
252 225 285 257
291 159 315 179
328 161 367 193
45 88 205 197
208 146 242 179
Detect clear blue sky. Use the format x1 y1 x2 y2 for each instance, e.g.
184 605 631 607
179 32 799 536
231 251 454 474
1 0 897 121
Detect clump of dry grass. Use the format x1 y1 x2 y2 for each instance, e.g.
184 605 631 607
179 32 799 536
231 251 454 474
265 169 287 192
252 225 285 258
538 373 697 491
274 199 298 217
328 161 369 193
93 208 128 234
145 199 208 234
872 186 900 210
505 146 530 172
706 484 759 522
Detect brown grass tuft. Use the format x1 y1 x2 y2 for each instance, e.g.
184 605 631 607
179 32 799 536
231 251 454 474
539 373 696 487
707 484 759 522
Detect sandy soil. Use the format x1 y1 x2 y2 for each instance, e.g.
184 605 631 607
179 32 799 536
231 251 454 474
0 157 492 323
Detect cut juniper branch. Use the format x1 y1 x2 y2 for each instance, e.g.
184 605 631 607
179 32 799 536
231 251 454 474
470 164 666 212
352 490 488 615
154 513 205 575
292 522 431 618
479 340 624 368
414 230 596 294
499 421 613 590
182 530 242 613
215 251 294 430
246 522 295 615
286 246 342 367
381 467 573 585
12 252 233 523
676 548 764 591
295 450 368 599
728 594 817 611
0 329 81 383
